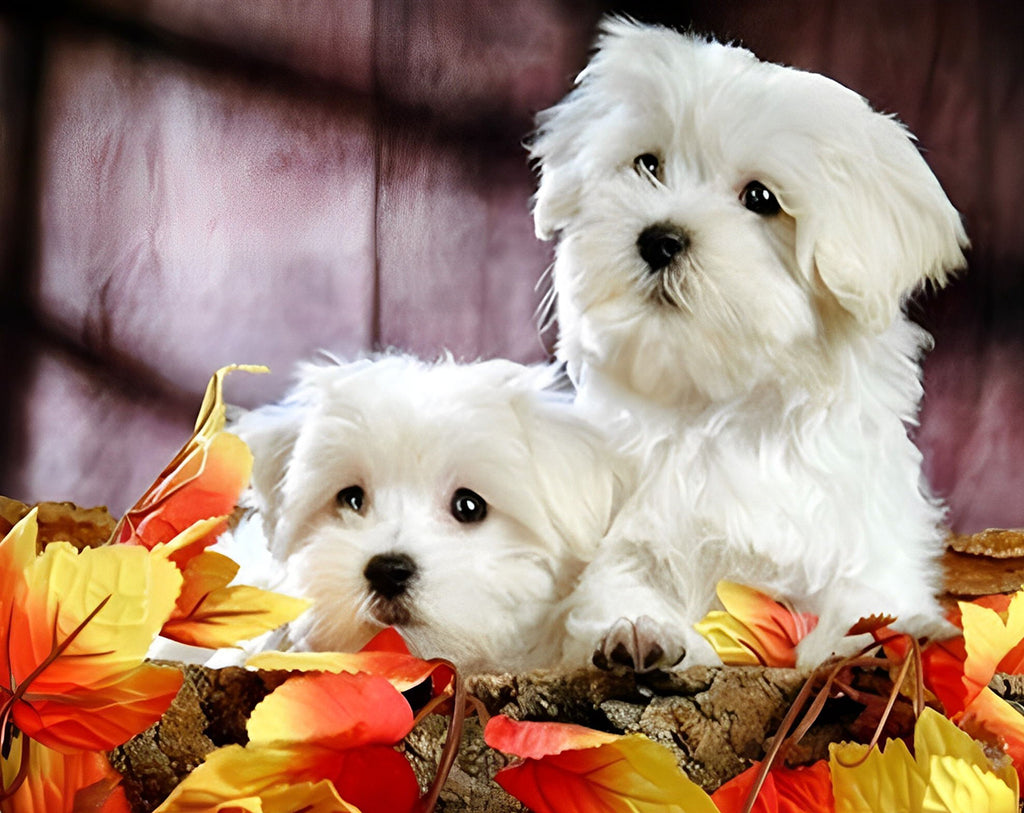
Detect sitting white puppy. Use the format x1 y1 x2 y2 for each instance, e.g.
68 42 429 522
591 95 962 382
530 18 969 670
233 354 625 673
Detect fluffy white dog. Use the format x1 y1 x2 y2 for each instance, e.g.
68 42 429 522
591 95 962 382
530 19 969 670
232 354 625 673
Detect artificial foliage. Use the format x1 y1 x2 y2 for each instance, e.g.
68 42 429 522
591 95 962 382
1 366 1023 812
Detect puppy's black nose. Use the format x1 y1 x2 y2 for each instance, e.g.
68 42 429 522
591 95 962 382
364 553 417 599
638 225 687 272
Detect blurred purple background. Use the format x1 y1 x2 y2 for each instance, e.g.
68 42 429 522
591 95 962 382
1 1 1021 532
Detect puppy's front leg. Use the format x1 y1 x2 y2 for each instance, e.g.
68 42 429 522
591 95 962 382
561 537 719 672
795 577 955 670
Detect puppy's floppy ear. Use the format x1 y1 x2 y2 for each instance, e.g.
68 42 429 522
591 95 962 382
529 15 653 241
508 367 631 560
529 121 585 241
795 106 968 332
232 398 308 543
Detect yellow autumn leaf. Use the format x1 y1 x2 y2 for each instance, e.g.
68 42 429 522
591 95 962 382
693 581 817 667
924 757 1019 813
194 365 270 439
245 649 451 694
0 510 184 752
693 609 764 666
239 782 362 813
152 516 231 565
153 745 361 813
830 707 1018 813
160 550 310 649
960 591 1024 708
25 540 181 672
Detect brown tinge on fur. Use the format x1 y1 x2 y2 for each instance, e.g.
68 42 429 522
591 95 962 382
943 528 1024 599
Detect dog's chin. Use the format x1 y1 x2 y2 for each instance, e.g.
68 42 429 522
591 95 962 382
563 257 826 406
366 595 414 627
573 304 764 407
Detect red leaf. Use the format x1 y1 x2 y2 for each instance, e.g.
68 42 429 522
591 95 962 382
485 716 718 813
711 761 834 813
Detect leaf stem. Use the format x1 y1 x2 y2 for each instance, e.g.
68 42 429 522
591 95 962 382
9 595 112 709
417 663 465 813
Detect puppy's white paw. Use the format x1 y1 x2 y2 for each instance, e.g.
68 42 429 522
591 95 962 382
592 616 685 673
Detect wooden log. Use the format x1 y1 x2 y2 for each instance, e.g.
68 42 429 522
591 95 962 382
110 663 1024 812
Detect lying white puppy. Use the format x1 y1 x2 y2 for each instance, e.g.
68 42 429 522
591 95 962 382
530 18 969 669
232 354 625 673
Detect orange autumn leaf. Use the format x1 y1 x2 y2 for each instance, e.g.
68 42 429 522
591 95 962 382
109 364 305 651
156 672 420 813
247 627 455 696
160 550 309 649
485 715 719 813
711 760 834 813
959 591 1024 710
908 591 1024 717
114 365 266 558
0 734 130 813
912 637 969 715
361 626 408 653
694 581 818 667
246 671 415 749
0 510 183 753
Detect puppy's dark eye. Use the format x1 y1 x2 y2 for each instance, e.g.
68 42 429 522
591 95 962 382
741 181 781 216
450 488 487 524
336 485 365 513
634 153 660 177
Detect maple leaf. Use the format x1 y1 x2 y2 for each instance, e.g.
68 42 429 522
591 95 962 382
896 589 1024 785
114 364 266 560
154 671 420 813
959 592 1024 709
694 581 818 667
829 707 1018 812
0 510 183 753
0 733 130 813
247 627 455 695
159 550 309 649
484 715 719 813
711 760 834 813
110 365 306 651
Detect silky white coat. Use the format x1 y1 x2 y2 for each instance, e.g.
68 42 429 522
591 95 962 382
234 354 626 673
531 19 969 669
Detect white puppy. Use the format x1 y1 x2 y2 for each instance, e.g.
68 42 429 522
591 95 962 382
233 354 625 673
530 19 969 670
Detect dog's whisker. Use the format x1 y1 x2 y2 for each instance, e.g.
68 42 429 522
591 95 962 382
534 263 559 335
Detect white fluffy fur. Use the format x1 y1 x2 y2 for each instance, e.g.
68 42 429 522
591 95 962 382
531 19 969 668
233 354 625 673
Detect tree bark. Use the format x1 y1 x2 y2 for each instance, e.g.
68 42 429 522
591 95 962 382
110 664 1024 812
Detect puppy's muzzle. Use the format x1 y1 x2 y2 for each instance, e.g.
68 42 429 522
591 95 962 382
637 224 688 272
364 552 417 598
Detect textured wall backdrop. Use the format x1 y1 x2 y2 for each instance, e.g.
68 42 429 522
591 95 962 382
0 1 1021 531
